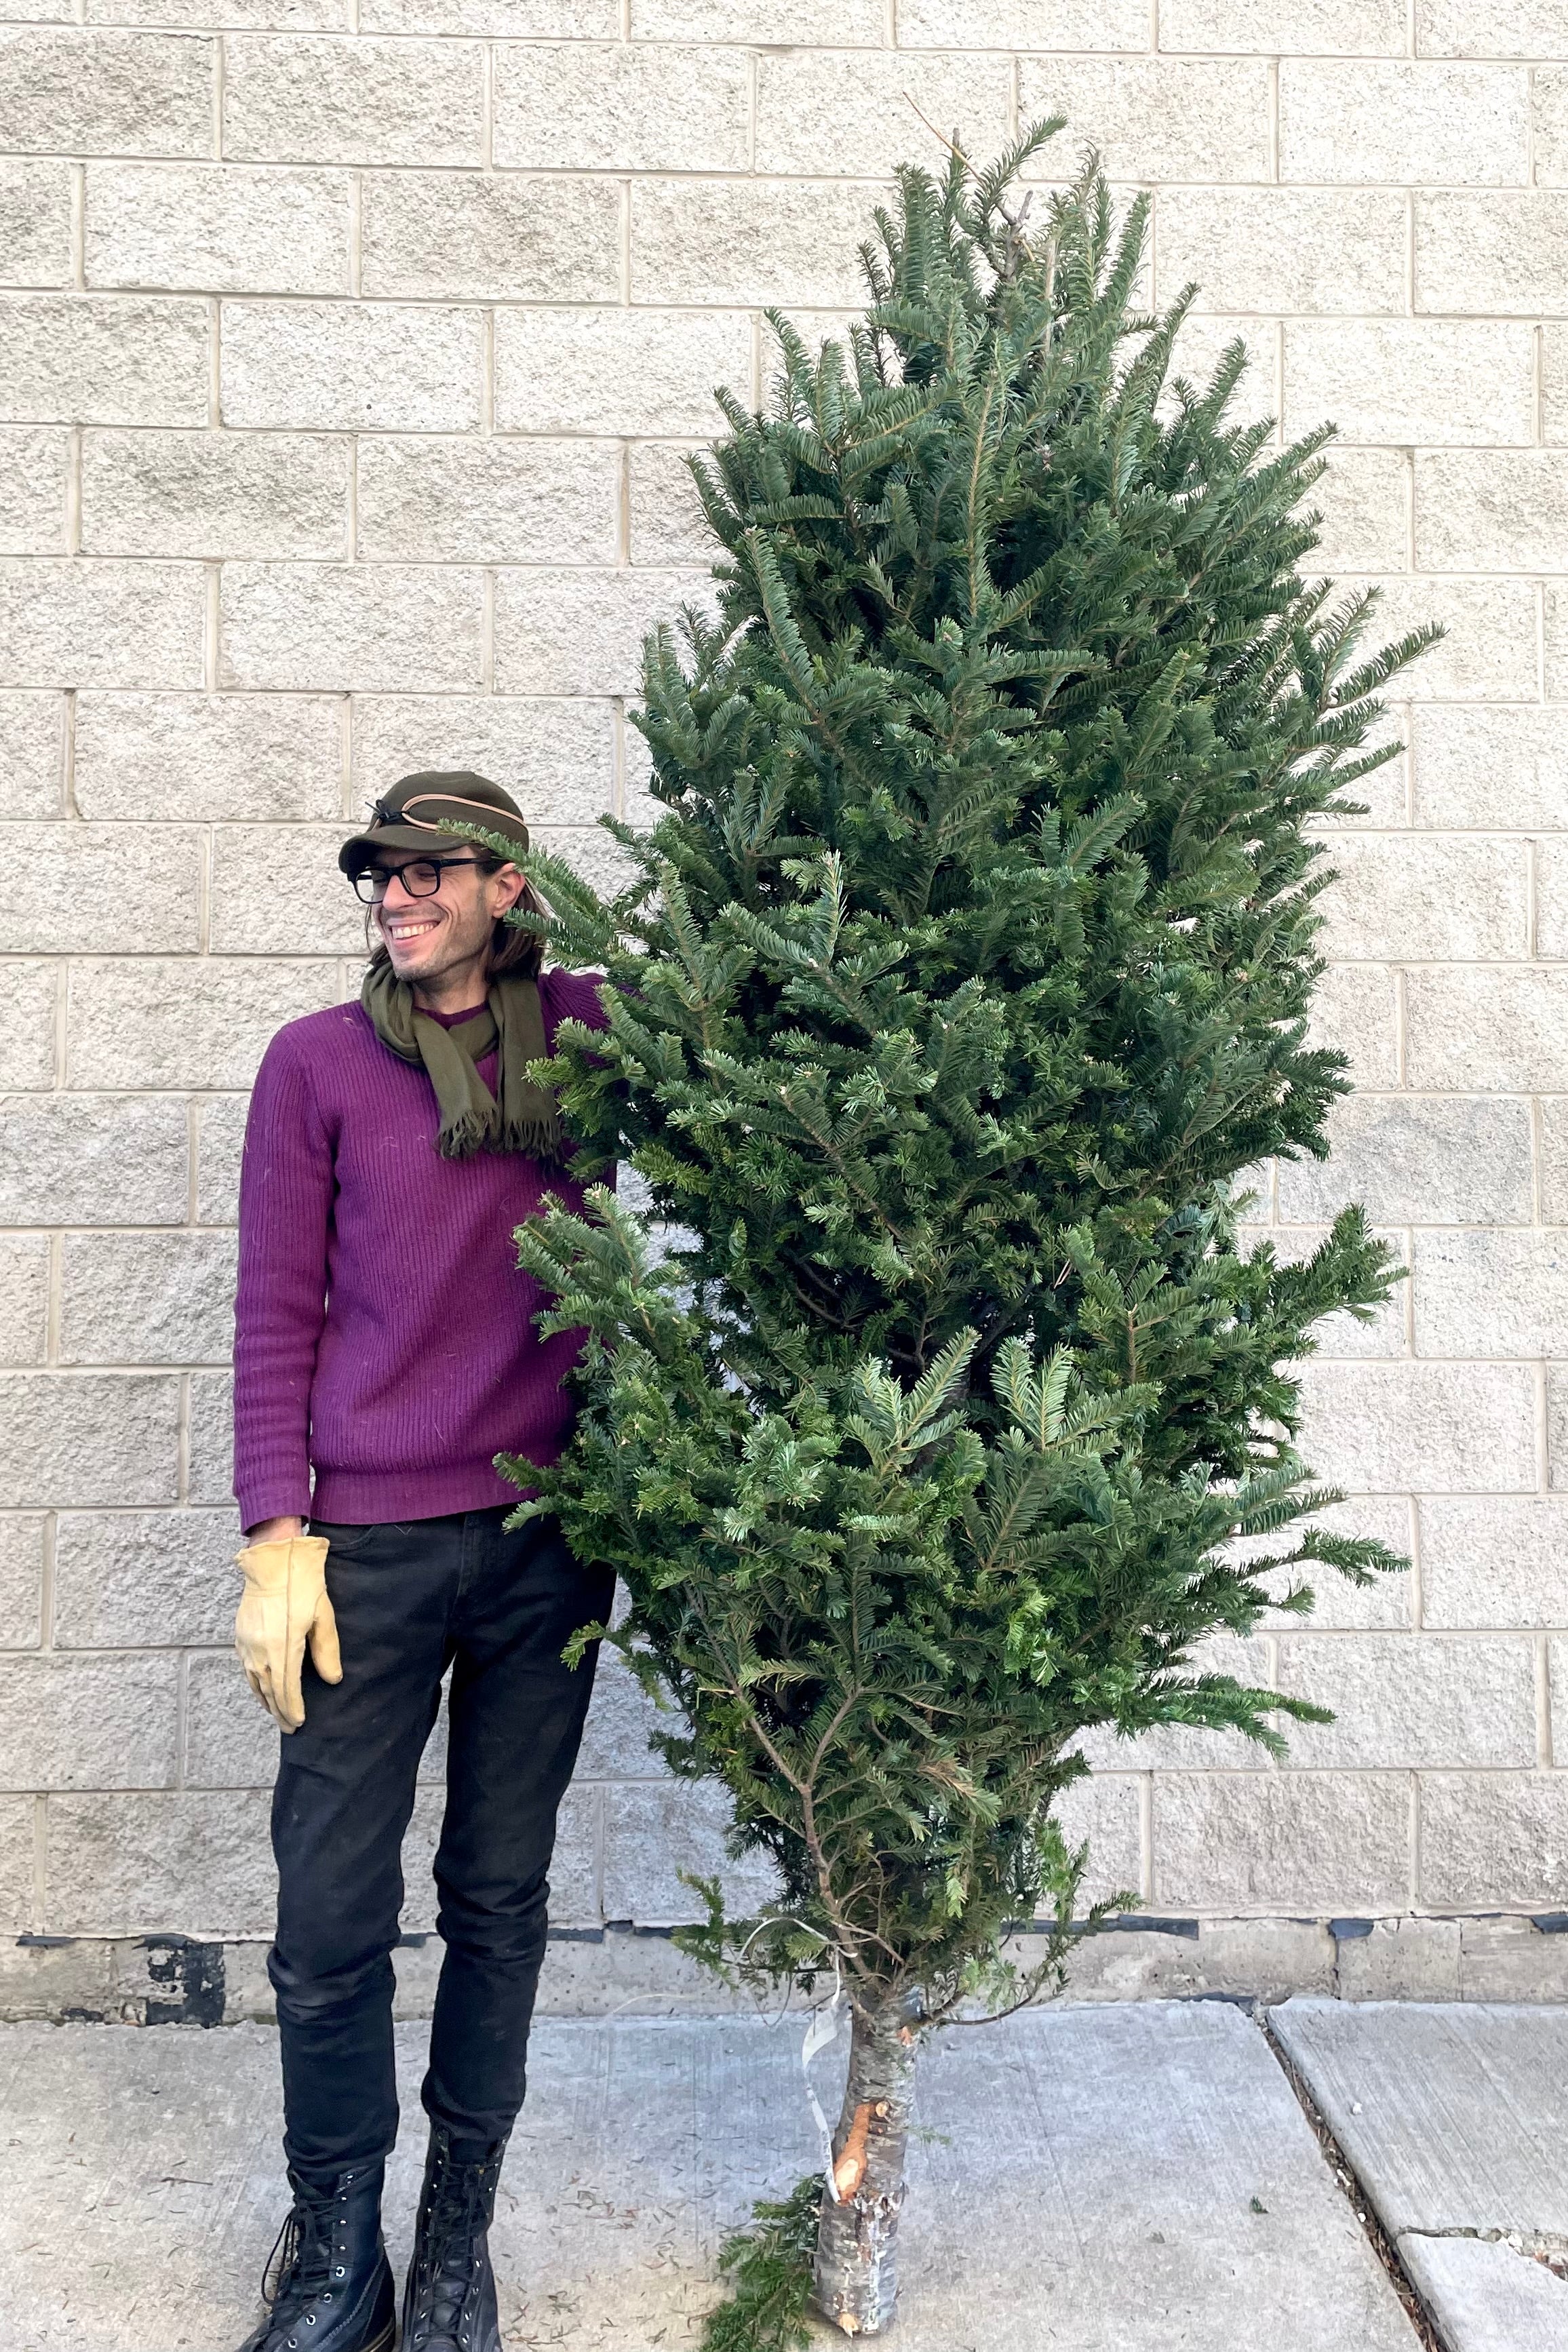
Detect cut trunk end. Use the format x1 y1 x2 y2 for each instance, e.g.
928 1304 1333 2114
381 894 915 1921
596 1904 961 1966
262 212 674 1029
811 1999 920 2336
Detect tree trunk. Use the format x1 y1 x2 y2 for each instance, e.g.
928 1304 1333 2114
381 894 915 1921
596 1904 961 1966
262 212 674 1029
811 1993 921 2336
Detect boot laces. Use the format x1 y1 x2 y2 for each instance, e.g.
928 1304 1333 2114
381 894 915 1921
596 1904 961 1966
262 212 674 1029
257 2180 344 2345
407 2153 492 2347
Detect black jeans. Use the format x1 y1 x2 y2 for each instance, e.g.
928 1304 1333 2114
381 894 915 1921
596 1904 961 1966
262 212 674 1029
267 1505 613 2187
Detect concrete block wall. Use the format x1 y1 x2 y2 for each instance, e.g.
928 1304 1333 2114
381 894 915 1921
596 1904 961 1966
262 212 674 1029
3 0 1567 1956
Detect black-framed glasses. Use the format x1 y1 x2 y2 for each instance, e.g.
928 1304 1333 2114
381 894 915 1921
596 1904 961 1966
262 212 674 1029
350 856 489 905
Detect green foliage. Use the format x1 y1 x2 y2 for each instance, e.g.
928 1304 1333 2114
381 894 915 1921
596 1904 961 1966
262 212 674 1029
701 2176 823 2352
492 128 1428 2026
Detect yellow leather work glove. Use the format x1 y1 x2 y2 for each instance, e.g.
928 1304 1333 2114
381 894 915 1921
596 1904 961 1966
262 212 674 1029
233 1535 342 1733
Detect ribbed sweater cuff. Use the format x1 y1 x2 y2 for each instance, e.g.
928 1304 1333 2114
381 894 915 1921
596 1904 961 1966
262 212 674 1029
235 1477 315 1534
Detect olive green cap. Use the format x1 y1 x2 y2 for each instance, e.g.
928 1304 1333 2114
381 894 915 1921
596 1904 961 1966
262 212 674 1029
338 770 530 876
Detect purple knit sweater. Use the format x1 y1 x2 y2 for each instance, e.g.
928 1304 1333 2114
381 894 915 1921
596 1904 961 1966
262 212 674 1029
232 968 608 1532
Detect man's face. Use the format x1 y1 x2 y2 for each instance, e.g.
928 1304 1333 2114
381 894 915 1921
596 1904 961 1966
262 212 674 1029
370 851 524 987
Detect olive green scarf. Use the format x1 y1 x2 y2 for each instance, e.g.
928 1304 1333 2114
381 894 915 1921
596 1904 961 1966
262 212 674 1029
361 958 565 1165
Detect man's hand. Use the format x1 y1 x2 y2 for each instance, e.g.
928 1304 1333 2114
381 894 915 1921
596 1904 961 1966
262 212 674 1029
233 1534 342 1731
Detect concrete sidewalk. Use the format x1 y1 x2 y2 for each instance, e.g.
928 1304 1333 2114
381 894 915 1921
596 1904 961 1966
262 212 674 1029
0 1998 1561 2351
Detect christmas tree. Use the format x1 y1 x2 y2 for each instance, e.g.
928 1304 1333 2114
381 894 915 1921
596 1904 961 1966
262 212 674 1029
475 127 1432 2338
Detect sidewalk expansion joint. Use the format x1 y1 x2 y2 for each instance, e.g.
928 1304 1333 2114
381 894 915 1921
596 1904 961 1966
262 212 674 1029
1255 2004 1443 2352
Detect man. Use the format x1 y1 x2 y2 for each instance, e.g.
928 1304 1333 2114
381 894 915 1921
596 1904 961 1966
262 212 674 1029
229 772 614 2352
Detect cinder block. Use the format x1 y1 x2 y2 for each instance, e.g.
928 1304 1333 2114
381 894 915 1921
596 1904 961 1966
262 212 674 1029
1417 193 1568 315
639 0 884 35
0 1797 35 1936
494 566 713 697
65 957 341 1089
1416 0 1568 58
184 1650 277 1788
1420 1773 1568 1910
1413 1229 1568 1358
1412 706 1568 829
628 443 711 567
493 307 751 438
533 822 637 900
1162 0 1403 50
1258 1494 1414 1633
92 0 344 22
1280 61 1527 186
0 1238 48 1367
1419 440 1568 565
629 180 884 309
1420 1496 1568 1629
355 437 619 566
1537 68 1568 184
0 559 204 688
361 0 614 27
1295 1360 1538 1493
0 425 68 554
81 428 348 560
1156 189 1405 316
1018 58 1270 183
210 823 370 954
1524 800 1568 947
1278 1095 1533 1227
1283 320 1535 448
0 28 212 157
60 1231 237 1367
1306 964 1398 1089
195 1095 248 1224
0 1516 44 1648
0 294 208 426
1276 1632 1537 1769
1541 587 1568 697
542 1785 599 1928
6 820 202 953
1541 1099 1568 1220
221 298 482 431
1318 834 1527 962
574 1649 667 1780
1337 1916 1462 2003
351 694 614 828
85 163 349 296
601 1780 780 1927
1050 1773 1146 1908
218 562 483 692
0 1376 180 1508
494 41 749 172
1338 576 1535 701
0 964 58 1091
224 33 482 165
187 1369 235 1508
0 696 59 815
1154 1769 1410 1914
0 1094 189 1226
755 50 1012 180
43 1789 275 1937
0 1653 178 1792
74 690 343 821
1456 1915 1568 2003
54 1510 239 1647
1406 968 1568 1091
359 171 619 302
1308 450 1410 576
0 159 73 288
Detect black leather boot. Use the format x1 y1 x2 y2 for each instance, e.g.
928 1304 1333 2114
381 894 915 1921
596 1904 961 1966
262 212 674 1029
399 2125 507 2352
235 2161 395 2352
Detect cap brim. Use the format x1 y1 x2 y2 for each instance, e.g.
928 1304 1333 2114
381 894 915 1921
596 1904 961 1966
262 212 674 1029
338 825 525 875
